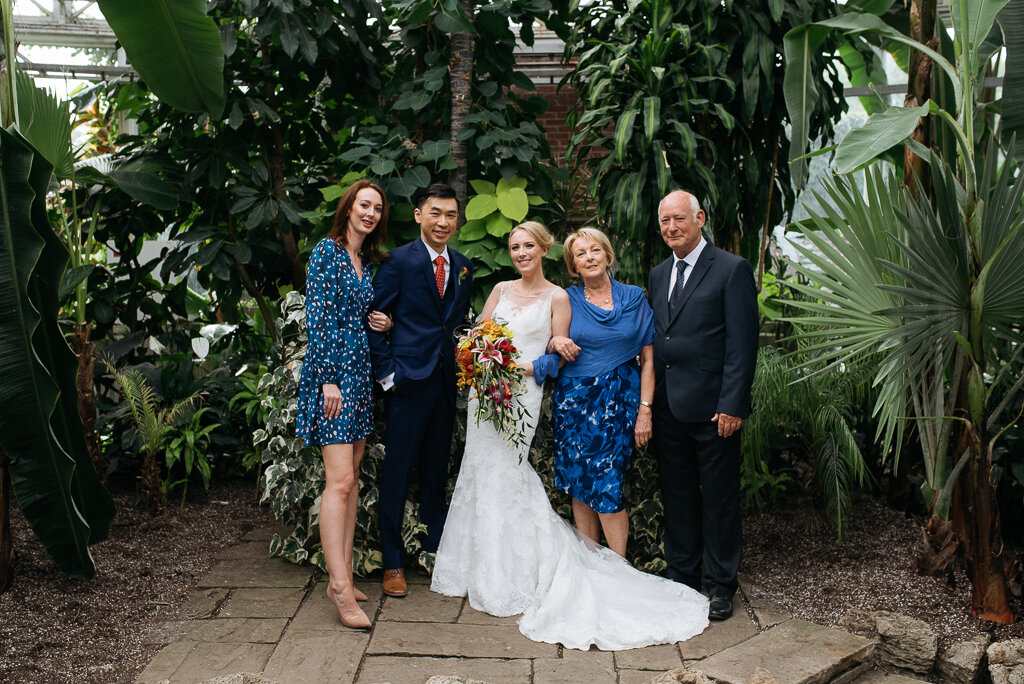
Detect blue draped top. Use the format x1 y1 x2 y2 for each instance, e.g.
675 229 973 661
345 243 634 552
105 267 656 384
533 278 654 383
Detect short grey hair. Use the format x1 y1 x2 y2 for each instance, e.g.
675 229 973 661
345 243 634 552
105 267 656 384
659 190 701 217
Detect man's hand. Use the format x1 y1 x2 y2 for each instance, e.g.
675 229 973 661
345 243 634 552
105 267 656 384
712 412 742 438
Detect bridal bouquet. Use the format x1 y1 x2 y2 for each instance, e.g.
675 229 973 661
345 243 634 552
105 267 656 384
455 318 529 450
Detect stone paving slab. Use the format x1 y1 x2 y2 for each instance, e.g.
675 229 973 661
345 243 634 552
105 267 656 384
145 618 288 645
618 669 672 684
356 655 532 684
614 643 683 671
679 613 759 660
368 621 558 659
215 541 270 561
218 587 306 619
198 557 312 588
378 591 463 623
558 647 616 668
457 605 521 626
290 581 383 631
262 629 368 683
137 642 275 684
699 619 876 684
136 641 195 683
182 588 230 619
534 654 618 683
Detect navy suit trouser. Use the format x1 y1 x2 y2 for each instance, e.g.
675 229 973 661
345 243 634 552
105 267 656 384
654 382 742 599
378 367 455 570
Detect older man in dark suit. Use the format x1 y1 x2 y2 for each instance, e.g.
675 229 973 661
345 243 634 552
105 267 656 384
648 189 758 620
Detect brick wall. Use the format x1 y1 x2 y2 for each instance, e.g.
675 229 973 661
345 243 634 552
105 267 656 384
513 83 579 164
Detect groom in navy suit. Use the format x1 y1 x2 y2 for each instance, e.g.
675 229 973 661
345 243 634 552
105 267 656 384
368 183 473 597
649 189 758 620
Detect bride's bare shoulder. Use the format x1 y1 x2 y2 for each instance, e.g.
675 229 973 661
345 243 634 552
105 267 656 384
548 285 569 303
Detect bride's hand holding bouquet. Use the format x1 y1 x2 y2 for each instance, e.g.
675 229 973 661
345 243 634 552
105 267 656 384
456 317 530 451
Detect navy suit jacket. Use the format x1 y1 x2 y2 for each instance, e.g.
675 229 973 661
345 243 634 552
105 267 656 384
368 239 473 401
648 244 758 422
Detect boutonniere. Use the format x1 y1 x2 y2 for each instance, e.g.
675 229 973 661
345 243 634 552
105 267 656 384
458 266 469 285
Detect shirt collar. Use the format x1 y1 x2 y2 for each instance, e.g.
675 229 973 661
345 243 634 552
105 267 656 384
421 239 449 263
672 236 707 269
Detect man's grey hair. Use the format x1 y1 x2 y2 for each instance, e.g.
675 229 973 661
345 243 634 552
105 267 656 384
659 190 701 217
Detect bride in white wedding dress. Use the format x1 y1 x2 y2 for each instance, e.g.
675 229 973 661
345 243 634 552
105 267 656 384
431 222 709 650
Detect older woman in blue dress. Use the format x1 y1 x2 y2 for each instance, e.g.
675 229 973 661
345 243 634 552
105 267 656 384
548 228 655 557
296 180 392 629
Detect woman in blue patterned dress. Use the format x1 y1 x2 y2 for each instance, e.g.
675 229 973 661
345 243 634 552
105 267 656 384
296 180 392 629
547 228 655 558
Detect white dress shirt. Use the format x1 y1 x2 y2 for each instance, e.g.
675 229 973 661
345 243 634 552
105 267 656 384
667 236 707 302
423 239 451 297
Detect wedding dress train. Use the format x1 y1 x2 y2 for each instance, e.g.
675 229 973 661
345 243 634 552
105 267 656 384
431 285 709 650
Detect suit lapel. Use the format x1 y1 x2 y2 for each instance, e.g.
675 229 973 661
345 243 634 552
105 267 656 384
653 260 671 326
668 244 715 327
442 254 459 317
414 240 444 313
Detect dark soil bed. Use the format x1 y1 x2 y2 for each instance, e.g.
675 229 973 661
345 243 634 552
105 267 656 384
1 485 1021 683
0 483 273 684
741 493 1024 653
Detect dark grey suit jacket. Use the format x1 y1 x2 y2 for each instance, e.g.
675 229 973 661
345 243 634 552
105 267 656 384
648 243 758 422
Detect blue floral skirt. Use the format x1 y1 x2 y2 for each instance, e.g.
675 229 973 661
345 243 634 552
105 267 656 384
552 361 640 513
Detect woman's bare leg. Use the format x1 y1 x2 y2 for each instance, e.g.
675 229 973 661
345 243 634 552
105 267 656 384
598 510 629 557
572 498 601 543
321 443 370 628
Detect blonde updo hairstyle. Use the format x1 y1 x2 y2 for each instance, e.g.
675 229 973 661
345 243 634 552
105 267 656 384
562 227 616 277
510 220 554 251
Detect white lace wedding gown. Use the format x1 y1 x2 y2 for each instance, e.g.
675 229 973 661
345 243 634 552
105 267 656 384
431 284 709 650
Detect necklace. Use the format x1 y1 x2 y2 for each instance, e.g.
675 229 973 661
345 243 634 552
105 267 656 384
584 281 612 306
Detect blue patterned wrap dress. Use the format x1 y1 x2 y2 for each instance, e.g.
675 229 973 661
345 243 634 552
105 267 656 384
296 238 375 447
552 279 654 513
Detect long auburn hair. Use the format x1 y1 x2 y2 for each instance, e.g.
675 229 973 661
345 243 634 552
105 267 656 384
328 179 389 263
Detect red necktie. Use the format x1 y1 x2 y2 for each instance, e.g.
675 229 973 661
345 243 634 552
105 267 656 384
434 256 446 297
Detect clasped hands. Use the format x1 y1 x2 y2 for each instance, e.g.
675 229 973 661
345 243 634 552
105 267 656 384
367 310 391 332
548 335 579 362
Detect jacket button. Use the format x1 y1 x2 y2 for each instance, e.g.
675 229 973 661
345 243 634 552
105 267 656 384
665 363 671 369
665 334 671 341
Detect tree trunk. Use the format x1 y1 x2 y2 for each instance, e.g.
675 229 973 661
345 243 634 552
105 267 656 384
448 0 475 218
70 323 107 481
0 449 11 593
950 421 1015 623
141 450 164 517
903 0 936 200
260 40 305 290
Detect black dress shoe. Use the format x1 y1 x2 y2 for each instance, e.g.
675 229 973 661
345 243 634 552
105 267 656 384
709 595 733 621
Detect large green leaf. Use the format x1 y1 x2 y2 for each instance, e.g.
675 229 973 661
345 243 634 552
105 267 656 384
96 0 225 117
783 23 832 189
950 0 1012 77
998 2 1024 155
834 102 930 174
14 70 73 180
0 129 113 579
614 109 637 163
75 157 178 210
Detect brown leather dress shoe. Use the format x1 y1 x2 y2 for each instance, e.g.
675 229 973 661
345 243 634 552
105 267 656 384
382 568 408 597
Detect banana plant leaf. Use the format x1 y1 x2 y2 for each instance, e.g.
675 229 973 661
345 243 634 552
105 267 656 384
96 0 225 118
833 102 931 174
0 129 115 579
